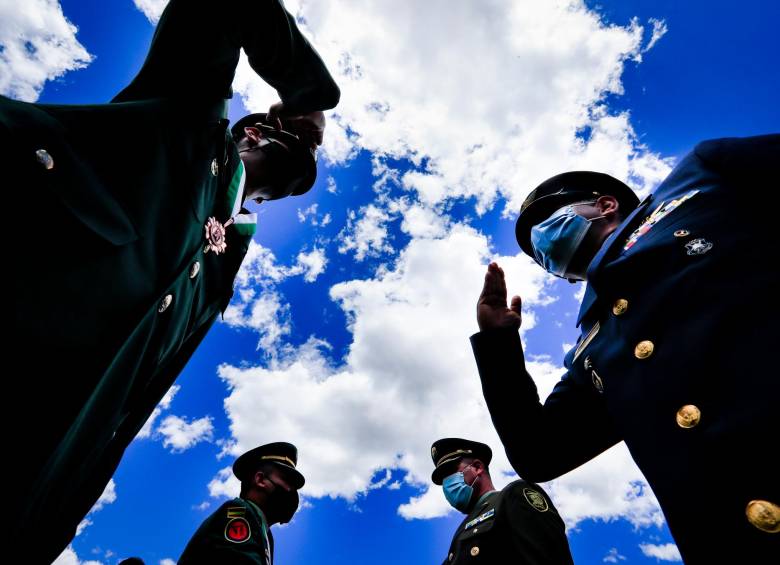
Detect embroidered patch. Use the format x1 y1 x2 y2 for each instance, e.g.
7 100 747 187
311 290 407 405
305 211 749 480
685 238 713 256
465 508 495 530
225 517 251 543
523 488 549 512
623 189 700 251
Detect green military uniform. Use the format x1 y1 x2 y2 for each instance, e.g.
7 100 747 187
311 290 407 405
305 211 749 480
179 498 274 565
431 439 573 565
4 1 338 562
442 481 573 565
179 442 305 564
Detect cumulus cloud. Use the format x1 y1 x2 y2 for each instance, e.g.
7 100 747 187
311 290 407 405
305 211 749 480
157 415 215 452
135 0 672 535
0 0 93 101
132 0 167 24
644 18 668 52
603 547 627 563
297 203 332 227
639 543 683 561
73 478 118 540
337 203 396 261
137 384 180 439
224 241 329 350
52 547 103 565
233 0 672 215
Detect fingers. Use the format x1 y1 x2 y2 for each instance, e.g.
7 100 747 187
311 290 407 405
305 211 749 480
479 262 507 306
510 295 522 315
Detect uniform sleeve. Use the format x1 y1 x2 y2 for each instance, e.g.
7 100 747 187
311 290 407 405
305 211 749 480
503 483 574 565
112 0 340 112
470 327 620 482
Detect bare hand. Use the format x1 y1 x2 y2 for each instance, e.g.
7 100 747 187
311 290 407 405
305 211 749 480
477 262 522 331
267 102 325 149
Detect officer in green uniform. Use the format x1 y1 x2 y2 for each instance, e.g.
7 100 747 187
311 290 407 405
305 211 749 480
431 438 574 565
3 1 339 562
179 442 305 565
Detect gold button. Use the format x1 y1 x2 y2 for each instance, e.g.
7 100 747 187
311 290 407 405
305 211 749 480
675 404 701 428
674 229 690 238
470 546 480 557
473 528 478 533
745 500 780 533
189 261 201 279
211 158 219 176
634 340 655 359
35 149 54 170
158 294 173 313
612 299 628 316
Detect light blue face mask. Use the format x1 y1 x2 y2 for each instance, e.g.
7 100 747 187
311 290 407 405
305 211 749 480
442 465 478 513
530 202 603 280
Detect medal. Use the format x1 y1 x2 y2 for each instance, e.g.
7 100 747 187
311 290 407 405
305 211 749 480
204 216 235 254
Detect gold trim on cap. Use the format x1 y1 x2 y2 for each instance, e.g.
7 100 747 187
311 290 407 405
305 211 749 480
260 455 296 468
435 449 473 467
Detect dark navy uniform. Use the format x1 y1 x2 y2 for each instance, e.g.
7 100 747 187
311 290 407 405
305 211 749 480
4 1 338 562
472 135 780 563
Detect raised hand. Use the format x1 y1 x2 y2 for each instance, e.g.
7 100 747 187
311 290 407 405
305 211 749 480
267 102 325 148
477 262 522 331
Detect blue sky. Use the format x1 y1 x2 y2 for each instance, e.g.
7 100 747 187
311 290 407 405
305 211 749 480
3 0 779 564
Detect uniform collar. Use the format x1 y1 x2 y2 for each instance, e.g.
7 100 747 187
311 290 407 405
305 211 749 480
575 194 654 327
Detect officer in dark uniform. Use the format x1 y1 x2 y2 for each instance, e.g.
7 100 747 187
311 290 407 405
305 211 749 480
179 442 304 565
3 1 339 562
431 438 573 565
471 134 780 563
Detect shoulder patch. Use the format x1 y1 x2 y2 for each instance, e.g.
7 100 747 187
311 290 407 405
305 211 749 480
225 516 251 543
522 488 549 512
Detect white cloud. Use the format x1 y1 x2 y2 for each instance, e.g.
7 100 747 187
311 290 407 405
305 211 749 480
337 203 396 261
639 543 683 561
233 0 672 215
132 0 167 24
224 241 329 350
123 0 674 535
160 559 177 565
157 415 214 452
297 203 332 227
295 248 328 282
603 547 627 563
224 289 291 352
208 466 240 499
644 18 668 52
217 225 552 505
52 547 103 565
137 384 180 439
215 220 663 529
0 0 93 101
